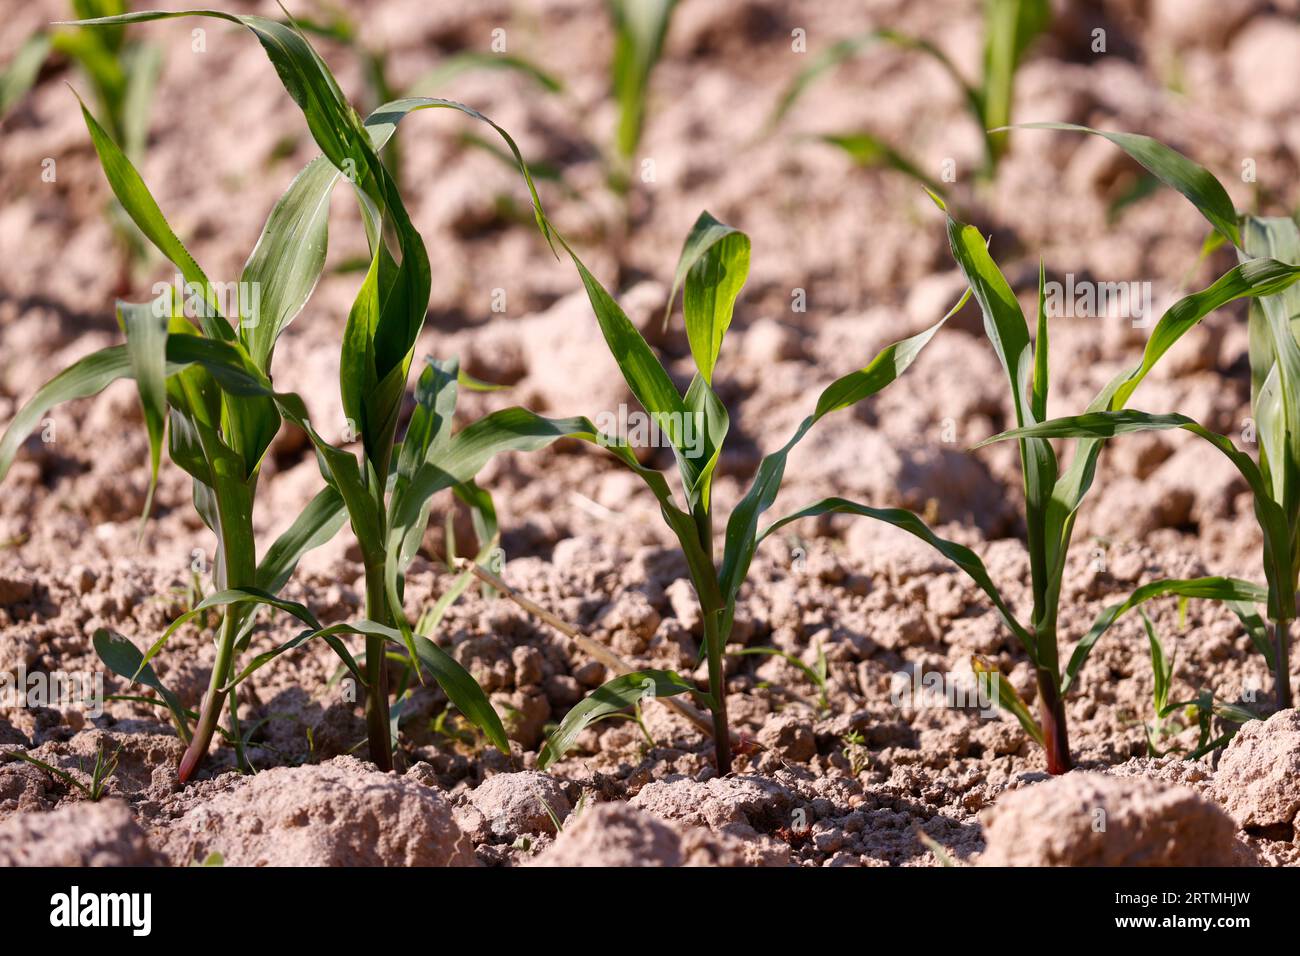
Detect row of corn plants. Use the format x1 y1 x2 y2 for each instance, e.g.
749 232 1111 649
1 11 1296 780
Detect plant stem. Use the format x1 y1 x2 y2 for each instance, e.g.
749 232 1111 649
363 564 393 772
178 612 237 783
702 610 732 774
1035 669 1072 775
692 500 731 775
1274 617 1293 711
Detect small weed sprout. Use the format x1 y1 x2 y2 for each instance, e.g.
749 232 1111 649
841 730 870 776
1137 610 1255 759
3 740 121 802
729 642 830 714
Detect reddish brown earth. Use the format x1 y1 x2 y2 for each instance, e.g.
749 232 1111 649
2 0 1300 866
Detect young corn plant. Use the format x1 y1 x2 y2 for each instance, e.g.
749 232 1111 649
56 9 581 774
769 0 1050 186
0 11 555 778
0 75 367 779
1 0 162 288
480 210 977 774
828 191 1300 774
980 125 1300 713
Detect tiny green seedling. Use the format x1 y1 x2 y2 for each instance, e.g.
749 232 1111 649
3 740 121 801
1137 610 1255 759
729 641 830 714
770 0 1051 184
841 730 870 776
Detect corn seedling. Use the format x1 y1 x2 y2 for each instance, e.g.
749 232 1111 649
607 0 676 183
0 9 568 779
0 72 362 780
2 1 159 157
770 0 1050 185
824 187 1300 774
496 208 976 774
977 125 1300 713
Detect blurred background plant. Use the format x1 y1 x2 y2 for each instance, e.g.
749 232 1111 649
0 0 162 291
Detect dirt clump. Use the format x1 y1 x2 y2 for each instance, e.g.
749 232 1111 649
155 757 474 867
1214 708 1300 838
978 771 1249 866
530 801 752 866
0 799 159 866
463 770 571 838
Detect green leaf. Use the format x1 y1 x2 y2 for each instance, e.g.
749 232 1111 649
729 646 826 697
1226 598 1276 667
93 628 189 740
117 299 168 523
816 132 943 194
538 669 697 769
608 0 677 160
120 38 160 160
570 254 687 445
941 208 1057 617
759 498 1036 658
1105 258 1300 412
1065 576 1270 693
77 95 230 341
405 51 563 96
0 33 52 117
239 156 338 371
718 289 973 606
666 211 751 385
0 345 132 482
410 631 509 753
1140 610 1172 716
981 0 1050 160
1008 124 1241 247
1031 259 1048 422
254 484 348 594
771 29 980 139
971 654 1044 746
137 586 324 678
1240 216 1300 522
